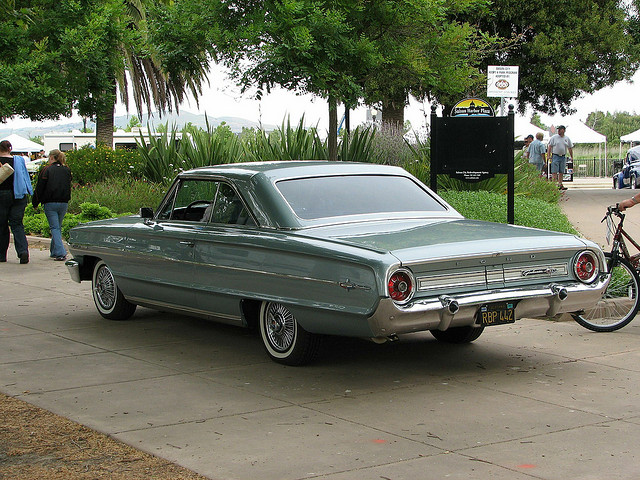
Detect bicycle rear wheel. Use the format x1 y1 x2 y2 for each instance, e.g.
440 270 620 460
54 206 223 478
572 253 640 332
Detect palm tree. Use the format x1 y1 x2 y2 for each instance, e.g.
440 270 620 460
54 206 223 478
95 0 208 146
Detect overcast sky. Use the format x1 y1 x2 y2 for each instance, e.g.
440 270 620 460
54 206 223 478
7 66 640 132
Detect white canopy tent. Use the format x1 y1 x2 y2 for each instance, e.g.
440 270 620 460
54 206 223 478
620 128 640 143
0 133 44 155
514 117 548 141
551 121 607 145
619 128 640 162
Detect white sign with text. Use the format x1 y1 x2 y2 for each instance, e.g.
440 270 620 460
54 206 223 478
487 65 519 97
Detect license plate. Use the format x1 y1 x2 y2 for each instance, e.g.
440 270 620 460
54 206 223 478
477 302 516 326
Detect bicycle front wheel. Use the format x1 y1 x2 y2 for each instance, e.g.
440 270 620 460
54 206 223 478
572 253 640 332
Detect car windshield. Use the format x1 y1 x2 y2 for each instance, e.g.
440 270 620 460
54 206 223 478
276 174 447 220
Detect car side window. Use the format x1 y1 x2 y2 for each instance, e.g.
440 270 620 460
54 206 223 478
210 183 255 226
157 179 219 222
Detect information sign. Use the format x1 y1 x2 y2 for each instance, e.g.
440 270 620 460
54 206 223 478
487 66 519 98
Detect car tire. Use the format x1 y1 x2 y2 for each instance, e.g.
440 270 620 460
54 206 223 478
430 325 485 343
259 301 321 365
92 260 136 320
613 176 618 189
632 174 637 189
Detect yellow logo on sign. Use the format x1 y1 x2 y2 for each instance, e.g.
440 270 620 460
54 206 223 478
451 98 495 117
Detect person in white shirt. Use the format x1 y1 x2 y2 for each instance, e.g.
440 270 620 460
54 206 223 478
546 125 573 190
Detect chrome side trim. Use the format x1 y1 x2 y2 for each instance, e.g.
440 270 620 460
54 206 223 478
126 296 243 324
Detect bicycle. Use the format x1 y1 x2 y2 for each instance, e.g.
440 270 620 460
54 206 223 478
571 205 640 332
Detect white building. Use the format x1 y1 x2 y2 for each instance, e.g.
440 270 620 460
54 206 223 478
43 127 169 152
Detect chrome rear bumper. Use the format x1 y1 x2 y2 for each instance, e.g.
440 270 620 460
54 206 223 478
367 276 609 337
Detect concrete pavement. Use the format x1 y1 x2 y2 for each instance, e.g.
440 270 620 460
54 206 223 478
3 182 640 479
561 177 640 247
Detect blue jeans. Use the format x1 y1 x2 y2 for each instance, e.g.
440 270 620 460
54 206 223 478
44 202 68 258
0 190 28 261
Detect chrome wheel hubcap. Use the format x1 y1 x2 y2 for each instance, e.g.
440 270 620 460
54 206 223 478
94 266 116 310
265 303 295 352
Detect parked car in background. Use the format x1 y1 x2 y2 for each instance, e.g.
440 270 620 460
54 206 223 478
65 162 608 365
613 145 640 189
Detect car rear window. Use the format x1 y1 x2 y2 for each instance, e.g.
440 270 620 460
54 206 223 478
276 175 447 220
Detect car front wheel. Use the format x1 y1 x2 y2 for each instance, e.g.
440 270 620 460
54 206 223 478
632 174 637 189
92 260 136 320
259 301 321 365
430 325 484 343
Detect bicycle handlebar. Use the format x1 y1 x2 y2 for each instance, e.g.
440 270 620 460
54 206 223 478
603 204 623 222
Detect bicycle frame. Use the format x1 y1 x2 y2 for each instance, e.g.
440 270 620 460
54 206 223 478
608 210 640 270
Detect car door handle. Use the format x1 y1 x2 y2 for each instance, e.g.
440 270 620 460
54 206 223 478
179 241 195 247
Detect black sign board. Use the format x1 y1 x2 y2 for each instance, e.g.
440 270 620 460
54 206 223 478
430 104 515 224
435 116 511 182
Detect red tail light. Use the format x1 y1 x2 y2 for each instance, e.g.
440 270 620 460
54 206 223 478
388 269 414 303
574 251 599 283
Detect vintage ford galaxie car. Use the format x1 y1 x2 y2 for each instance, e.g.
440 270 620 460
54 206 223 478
66 161 608 365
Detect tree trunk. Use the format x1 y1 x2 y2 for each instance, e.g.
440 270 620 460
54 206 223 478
95 98 115 147
381 97 405 129
328 96 338 161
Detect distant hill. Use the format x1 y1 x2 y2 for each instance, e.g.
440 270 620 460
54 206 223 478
0 111 275 140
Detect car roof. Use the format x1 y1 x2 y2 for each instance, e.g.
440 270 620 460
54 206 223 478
180 161 409 182
176 161 457 229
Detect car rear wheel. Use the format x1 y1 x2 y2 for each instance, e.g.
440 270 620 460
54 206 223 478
430 325 485 343
92 260 136 320
613 176 618 189
259 301 321 365
632 174 637 189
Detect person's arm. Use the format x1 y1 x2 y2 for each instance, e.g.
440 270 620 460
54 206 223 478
619 192 640 211
32 168 48 208
568 147 574 160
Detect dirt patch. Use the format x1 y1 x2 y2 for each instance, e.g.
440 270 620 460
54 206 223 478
0 393 209 480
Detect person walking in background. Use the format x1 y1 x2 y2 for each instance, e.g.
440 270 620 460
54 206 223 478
547 125 574 190
32 149 72 261
522 134 533 160
528 132 546 175
0 140 32 264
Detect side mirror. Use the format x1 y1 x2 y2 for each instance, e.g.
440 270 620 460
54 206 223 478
139 207 154 219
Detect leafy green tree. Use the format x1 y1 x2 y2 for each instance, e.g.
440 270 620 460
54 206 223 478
355 1 494 125
586 111 640 143
1 0 210 147
212 0 492 157
530 113 548 131
471 0 640 115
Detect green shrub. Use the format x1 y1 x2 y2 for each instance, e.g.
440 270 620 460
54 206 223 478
362 124 415 166
69 177 165 214
77 202 115 221
137 128 182 184
66 144 144 184
243 117 328 162
441 190 578 234
24 202 120 240
180 122 245 167
338 126 376 162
